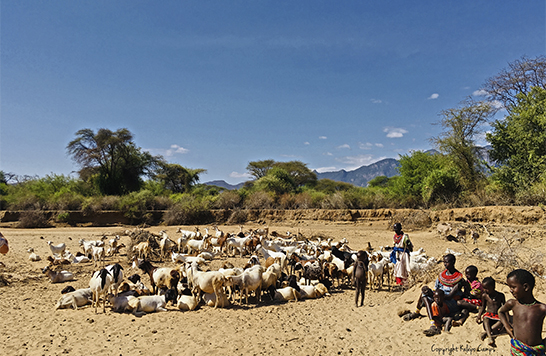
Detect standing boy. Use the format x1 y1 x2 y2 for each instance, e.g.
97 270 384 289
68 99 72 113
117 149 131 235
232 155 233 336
499 269 546 355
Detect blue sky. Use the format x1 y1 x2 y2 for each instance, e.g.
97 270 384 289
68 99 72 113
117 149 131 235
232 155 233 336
1 1 545 184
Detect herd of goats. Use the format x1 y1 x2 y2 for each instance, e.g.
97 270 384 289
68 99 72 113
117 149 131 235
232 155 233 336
36 225 442 315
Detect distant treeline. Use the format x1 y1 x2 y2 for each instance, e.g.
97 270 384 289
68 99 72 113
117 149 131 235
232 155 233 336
2 56 546 227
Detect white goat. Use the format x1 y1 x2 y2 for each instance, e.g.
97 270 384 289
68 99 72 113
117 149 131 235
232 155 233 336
202 292 230 308
226 265 264 304
176 294 200 311
187 261 226 309
89 268 112 313
108 294 137 313
158 231 177 260
368 253 390 291
105 263 124 297
47 241 66 256
42 265 74 283
91 245 105 267
127 290 177 315
186 238 209 255
272 286 300 302
28 248 41 261
55 288 93 310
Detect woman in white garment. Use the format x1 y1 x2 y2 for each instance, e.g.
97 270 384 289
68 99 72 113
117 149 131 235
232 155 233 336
390 223 412 286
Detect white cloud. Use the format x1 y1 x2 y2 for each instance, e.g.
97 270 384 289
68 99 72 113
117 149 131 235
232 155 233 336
230 171 252 179
383 127 408 138
375 143 384 148
337 144 350 149
428 93 439 100
371 99 382 104
473 89 488 96
359 142 373 150
165 144 189 157
319 136 327 140
144 144 189 157
324 152 333 156
304 141 310 145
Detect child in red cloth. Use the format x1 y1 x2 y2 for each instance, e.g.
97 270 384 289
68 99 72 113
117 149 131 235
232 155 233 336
476 277 506 347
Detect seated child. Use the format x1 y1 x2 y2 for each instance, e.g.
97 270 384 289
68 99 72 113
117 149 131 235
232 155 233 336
456 265 483 325
499 269 546 355
424 289 453 336
476 277 506 347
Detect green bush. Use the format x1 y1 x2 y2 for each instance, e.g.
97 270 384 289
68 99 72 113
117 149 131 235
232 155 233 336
213 190 242 209
163 195 212 225
244 191 274 209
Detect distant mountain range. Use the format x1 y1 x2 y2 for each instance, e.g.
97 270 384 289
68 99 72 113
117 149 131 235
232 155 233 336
204 147 494 190
314 158 400 187
203 157 401 189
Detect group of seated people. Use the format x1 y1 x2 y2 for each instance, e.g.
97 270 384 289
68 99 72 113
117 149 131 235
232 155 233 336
402 253 506 346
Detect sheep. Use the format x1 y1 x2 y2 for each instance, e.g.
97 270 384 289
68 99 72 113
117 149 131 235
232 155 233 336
91 245 105 267
28 248 41 261
89 268 112 313
137 260 180 295
42 265 74 283
61 285 76 294
64 251 90 264
187 261 226 309
55 288 93 310
127 289 178 316
47 241 66 256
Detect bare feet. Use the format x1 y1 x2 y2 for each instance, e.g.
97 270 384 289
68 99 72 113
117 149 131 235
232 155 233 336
480 332 488 341
488 337 496 347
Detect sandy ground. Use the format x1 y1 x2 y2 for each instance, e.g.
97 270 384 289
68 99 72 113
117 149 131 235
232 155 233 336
1 218 546 356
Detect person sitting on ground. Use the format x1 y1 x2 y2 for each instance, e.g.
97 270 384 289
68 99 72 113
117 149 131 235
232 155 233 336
424 289 454 336
476 277 506 347
499 269 546 355
455 265 483 325
404 254 467 326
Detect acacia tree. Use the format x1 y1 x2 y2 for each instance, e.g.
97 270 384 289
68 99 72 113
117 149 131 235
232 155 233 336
67 128 160 195
247 160 316 187
483 56 546 111
155 162 206 193
431 98 495 190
